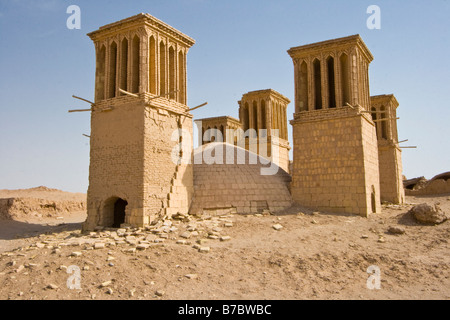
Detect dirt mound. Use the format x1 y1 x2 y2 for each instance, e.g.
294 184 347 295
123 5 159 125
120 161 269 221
27 186 60 192
0 187 86 221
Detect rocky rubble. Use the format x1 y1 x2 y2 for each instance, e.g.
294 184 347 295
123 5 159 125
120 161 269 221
3 212 235 256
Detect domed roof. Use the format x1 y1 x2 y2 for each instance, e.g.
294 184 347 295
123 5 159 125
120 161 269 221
191 143 292 215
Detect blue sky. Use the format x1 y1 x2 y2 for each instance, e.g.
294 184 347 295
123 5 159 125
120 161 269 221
0 0 449 193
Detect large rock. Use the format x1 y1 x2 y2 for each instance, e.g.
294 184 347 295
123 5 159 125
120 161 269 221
410 203 449 224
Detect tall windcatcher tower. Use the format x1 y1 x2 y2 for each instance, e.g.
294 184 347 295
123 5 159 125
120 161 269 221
83 13 195 231
288 35 381 217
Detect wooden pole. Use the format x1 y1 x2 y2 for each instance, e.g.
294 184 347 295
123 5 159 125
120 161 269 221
373 117 400 122
148 90 180 101
400 146 417 149
345 103 355 110
68 108 92 113
398 139 408 143
72 95 94 105
187 102 208 112
119 88 139 98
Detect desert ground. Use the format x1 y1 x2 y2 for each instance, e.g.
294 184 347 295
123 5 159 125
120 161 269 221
0 187 449 300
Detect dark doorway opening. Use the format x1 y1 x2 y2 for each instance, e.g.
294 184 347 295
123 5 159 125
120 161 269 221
113 199 127 228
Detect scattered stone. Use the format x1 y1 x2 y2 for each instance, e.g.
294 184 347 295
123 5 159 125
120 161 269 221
361 235 369 239
220 236 231 242
16 265 25 273
185 274 198 279
272 224 283 231
125 248 136 254
198 247 210 253
180 232 191 239
176 240 187 245
410 203 449 225
47 284 58 290
155 290 165 297
100 281 112 288
137 244 149 250
208 235 219 240
378 237 386 243
94 243 105 250
224 222 233 228
71 252 82 257
106 288 114 295
163 220 172 227
35 243 45 249
388 226 406 235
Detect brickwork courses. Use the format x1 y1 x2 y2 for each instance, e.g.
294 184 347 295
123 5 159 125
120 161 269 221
370 94 405 204
190 143 292 216
84 14 195 231
288 35 382 217
83 14 406 230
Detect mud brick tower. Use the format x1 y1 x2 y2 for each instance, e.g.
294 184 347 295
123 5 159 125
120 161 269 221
238 89 291 173
287 35 381 217
370 94 405 204
195 116 243 146
83 14 195 231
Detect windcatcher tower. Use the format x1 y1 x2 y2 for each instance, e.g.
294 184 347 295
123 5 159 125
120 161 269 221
288 35 381 217
238 89 291 173
83 14 195 231
370 94 405 204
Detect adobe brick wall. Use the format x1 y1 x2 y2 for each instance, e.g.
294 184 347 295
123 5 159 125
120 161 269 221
290 107 381 217
84 96 194 231
378 141 405 204
190 143 292 215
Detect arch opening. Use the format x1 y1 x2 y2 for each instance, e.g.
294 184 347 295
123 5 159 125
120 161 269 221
113 198 128 228
313 59 322 110
120 38 128 95
327 56 336 108
340 53 350 106
131 35 140 93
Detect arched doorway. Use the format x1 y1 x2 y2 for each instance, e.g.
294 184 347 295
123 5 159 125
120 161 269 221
113 199 128 228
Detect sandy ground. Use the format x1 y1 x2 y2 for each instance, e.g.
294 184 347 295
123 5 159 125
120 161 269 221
0 191 449 300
